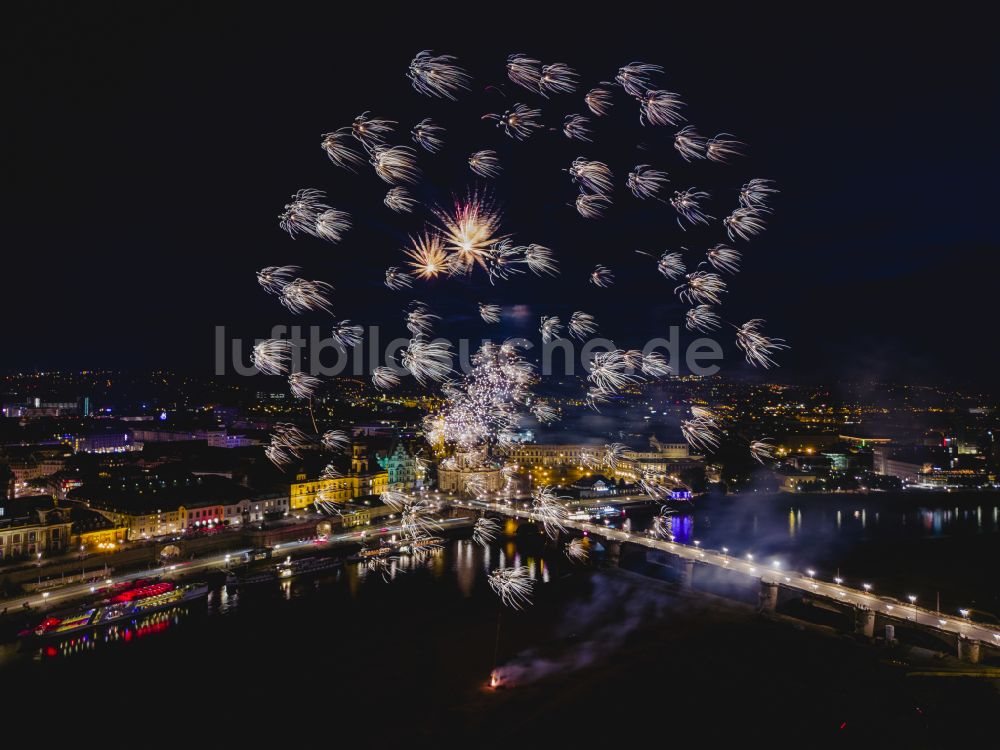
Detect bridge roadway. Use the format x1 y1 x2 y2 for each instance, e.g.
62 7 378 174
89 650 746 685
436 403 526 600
459 497 1000 652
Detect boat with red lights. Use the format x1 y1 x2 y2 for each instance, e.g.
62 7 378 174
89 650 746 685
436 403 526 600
28 580 208 639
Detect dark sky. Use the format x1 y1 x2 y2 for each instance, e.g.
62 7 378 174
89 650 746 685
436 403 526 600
3 6 998 387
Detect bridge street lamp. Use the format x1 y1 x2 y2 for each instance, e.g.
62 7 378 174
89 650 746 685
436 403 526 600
908 595 918 623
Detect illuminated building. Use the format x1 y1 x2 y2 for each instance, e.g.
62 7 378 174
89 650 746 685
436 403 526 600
0 496 74 559
288 443 388 510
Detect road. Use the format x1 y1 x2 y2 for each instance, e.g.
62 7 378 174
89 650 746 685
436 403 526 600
462 498 1000 648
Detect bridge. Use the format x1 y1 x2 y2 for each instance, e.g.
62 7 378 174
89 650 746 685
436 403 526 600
454 497 1000 664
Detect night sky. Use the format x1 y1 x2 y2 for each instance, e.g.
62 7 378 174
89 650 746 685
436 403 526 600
4 6 997 387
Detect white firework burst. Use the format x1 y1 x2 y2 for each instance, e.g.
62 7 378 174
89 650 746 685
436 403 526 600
601 442 629 469
384 186 417 213
568 158 614 195
616 62 663 97
735 320 788 369
506 53 541 92
472 517 501 546
405 233 451 280
482 104 543 141
320 462 343 480
315 208 353 243
670 189 714 228
706 244 742 274
539 62 578 96
706 133 745 163
401 336 453 385
351 111 396 145
627 164 669 200
568 311 598 340
322 429 351 453
531 401 560 424
673 125 707 161
575 193 611 219
411 117 445 153
488 566 534 610
565 538 589 563
675 272 727 305
539 315 563 344
724 207 768 241
532 485 570 539
406 303 439 336
681 417 721 452
638 90 685 127
649 250 686 280
563 114 592 141
589 264 614 287
320 129 366 172
750 438 775 464
739 179 778 209
288 372 322 399
252 339 293 376
385 266 413 291
279 188 329 239
371 366 401 390
523 244 558 276
469 149 502 178
331 320 364 349
280 278 333 314
641 352 672 377
256 265 299 295
685 305 721 333
370 145 421 185
407 50 472 100
585 87 613 116
479 302 502 324
588 350 644 392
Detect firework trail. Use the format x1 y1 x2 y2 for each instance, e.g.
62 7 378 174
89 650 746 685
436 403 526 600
405 302 440 336
565 538 589 562
670 189 714 228
675 271 726 305
401 336 453 385
539 315 563 344
371 366 401 390
615 62 663 97
486 239 526 284
735 319 788 369
469 149 502 178
706 133 745 163
331 320 364 349
750 438 775 463
601 442 629 469
523 244 559 276
322 429 350 453
506 54 541 92
739 178 778 209
288 372 322 399
405 233 450 280
531 401 560 424
411 117 446 153
540 62 579 96
479 303 502 323
705 244 742 274
681 417 721 452
256 265 299 295
638 90 685 127
384 186 417 213
568 158 614 195
252 339 293 376
673 125 706 161
585 87 613 116
482 104 543 140
568 311 598 340
320 129 366 172
489 566 535 610
724 207 768 241
589 264 615 287
320 462 343 479
280 278 334 314
588 350 644 392
351 112 396 145
315 208 353 243
434 193 506 274
627 165 669 200
407 50 472 100
279 189 336 240
370 145 421 184
641 352 672 377
651 250 686 280
384 266 413 291
575 193 611 218
532 485 570 539
563 114 592 141
685 305 721 332
473 517 501 546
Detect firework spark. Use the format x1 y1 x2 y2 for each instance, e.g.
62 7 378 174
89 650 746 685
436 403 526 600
685 305 721 332
750 438 775 463
627 164 669 200
706 244 742 274
568 158 613 195
407 50 472 100
384 186 417 213
434 193 505 273
706 133 745 163
279 189 331 239
647 250 686 280
411 117 446 153
315 208 353 243
479 303 502 323
638 90 685 127
523 244 558 276
252 339 293 376
673 125 707 161
405 233 450 280
370 145 421 184
320 129 366 172
401 337 453 385
473 517 501 546
469 149 502 178
568 311 598 340
565 538 589 562
506 54 541 92
351 112 396 145
739 178 778 209
256 265 299 295
320 462 343 479
322 429 350 453
681 417 721 452
280 278 333 314
488 566 535 610
539 315 563 344
331 320 364 349
482 103 543 140
531 401 560 424
675 271 727 305
641 352 672 377
385 266 413 291
616 62 663 97
486 239 526 284
532 485 570 539
588 350 644 392
724 207 768 241
539 62 578 96
585 87 613 116
573 193 610 219
288 372 322 399
563 114 592 141
735 320 788 369
372 366 401 390
670 189 714 228
589 264 614 287
406 302 440 336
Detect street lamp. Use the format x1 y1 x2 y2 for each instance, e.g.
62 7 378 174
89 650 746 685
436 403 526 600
862 583 872 594
908 595 917 623
834 577 843 585
807 569 816 578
